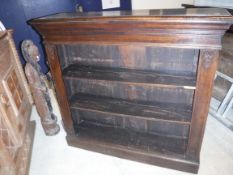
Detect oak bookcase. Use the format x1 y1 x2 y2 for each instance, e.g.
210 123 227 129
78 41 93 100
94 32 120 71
30 8 233 173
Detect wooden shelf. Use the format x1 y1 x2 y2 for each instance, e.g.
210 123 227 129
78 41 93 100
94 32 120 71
70 93 192 124
67 121 198 172
63 65 196 89
31 8 233 173
73 121 187 156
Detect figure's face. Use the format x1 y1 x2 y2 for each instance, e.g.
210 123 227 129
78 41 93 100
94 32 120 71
29 44 40 62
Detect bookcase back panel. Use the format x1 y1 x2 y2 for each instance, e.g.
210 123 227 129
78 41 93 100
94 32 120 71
64 79 194 105
57 44 199 76
59 43 196 141
71 108 190 139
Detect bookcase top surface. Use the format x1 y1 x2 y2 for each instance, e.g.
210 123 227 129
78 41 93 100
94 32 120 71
33 8 232 22
29 8 233 49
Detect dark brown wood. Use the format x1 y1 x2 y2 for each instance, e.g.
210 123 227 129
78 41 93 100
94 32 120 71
70 93 192 123
29 8 233 49
44 44 74 134
64 78 194 105
70 93 191 138
73 121 187 154
29 8 233 173
63 65 196 88
66 122 198 173
186 50 219 161
182 4 211 8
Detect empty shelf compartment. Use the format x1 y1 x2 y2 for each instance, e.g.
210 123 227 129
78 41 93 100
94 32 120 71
63 65 196 88
69 121 188 157
70 93 192 123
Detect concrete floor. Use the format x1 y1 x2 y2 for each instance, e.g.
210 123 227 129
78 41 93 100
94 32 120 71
29 94 233 175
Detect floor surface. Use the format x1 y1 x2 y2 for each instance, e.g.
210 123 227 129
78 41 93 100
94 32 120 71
29 94 233 175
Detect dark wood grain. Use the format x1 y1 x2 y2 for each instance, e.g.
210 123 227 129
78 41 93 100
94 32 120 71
57 44 198 76
70 93 192 123
73 121 187 154
63 78 194 105
186 50 219 161
63 65 196 88
29 8 233 49
70 93 191 138
66 121 198 173
44 44 74 134
29 8 233 173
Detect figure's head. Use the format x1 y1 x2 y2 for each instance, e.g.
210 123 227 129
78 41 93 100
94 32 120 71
21 40 40 63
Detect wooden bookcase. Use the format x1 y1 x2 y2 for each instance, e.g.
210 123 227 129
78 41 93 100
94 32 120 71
30 8 233 173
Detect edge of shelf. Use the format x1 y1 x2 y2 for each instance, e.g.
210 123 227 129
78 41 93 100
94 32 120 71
63 65 197 90
64 76 196 89
70 93 193 124
66 133 199 173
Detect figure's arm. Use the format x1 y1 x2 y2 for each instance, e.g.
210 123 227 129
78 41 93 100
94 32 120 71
39 75 49 92
25 64 35 85
25 64 47 91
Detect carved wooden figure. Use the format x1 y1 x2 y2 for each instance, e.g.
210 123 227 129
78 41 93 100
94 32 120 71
22 40 60 136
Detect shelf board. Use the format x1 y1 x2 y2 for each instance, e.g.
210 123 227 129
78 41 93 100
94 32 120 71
70 93 192 123
75 121 187 156
67 122 198 173
63 65 196 89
